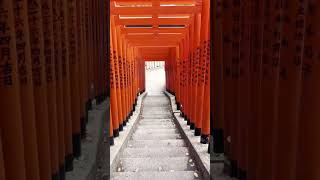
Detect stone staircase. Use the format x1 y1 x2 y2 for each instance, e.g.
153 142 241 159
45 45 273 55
112 94 203 180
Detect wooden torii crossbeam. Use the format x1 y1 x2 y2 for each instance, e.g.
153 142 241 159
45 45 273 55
111 0 201 58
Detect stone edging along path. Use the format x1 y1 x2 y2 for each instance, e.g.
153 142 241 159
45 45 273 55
164 91 211 180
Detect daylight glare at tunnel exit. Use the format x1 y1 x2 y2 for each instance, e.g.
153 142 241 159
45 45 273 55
145 61 166 95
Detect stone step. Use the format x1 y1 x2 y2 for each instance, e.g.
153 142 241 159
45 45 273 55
138 121 175 126
141 115 172 119
143 102 169 104
134 128 178 134
122 147 189 158
144 98 167 100
127 139 186 148
142 113 172 116
119 157 191 172
112 95 204 180
144 100 168 102
137 124 176 129
141 118 172 122
136 126 176 130
132 133 182 140
142 104 168 107
143 105 170 111
112 171 197 180
139 121 173 124
142 110 171 113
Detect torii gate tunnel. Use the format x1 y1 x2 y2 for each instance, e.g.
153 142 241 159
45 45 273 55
109 0 211 145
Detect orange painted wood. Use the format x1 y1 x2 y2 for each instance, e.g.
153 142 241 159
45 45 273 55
111 6 200 15
237 0 251 174
110 18 120 133
274 0 306 179
199 0 210 138
111 16 124 130
221 0 233 158
42 0 60 176
110 106 114 138
191 14 201 133
212 0 224 147
61 0 74 169
67 0 81 158
27 0 53 178
296 1 320 179
12 0 41 179
122 40 129 122
257 0 281 179
0 1 27 179
116 27 126 127
87 0 94 100
52 0 66 172
77 0 86 128
122 28 186 34
253 0 267 179
92 0 98 97
115 17 191 26
83 0 89 105
228 0 241 170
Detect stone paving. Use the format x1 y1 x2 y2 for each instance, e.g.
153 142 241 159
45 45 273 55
111 94 203 180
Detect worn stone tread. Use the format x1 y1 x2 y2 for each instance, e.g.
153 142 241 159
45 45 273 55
134 128 178 134
132 133 182 140
119 157 191 172
122 147 189 158
127 139 186 147
112 171 198 180
113 94 202 180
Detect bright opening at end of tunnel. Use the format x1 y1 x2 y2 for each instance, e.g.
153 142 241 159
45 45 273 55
145 61 166 95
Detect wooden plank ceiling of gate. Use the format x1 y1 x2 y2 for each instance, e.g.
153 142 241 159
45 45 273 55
111 0 202 60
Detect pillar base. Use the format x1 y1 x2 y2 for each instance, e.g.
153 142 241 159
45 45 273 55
52 172 60 180
190 122 195 130
123 120 127 127
110 136 114 145
102 93 107 101
187 118 190 125
119 124 123 131
176 102 181 110
59 164 66 180
86 99 92 111
239 169 247 180
194 128 201 136
80 117 86 139
65 154 74 172
95 95 102 105
213 128 224 153
200 134 209 144
72 133 81 158
230 160 238 177
113 129 119 137
85 99 92 124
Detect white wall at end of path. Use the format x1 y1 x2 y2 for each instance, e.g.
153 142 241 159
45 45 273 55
145 61 166 95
